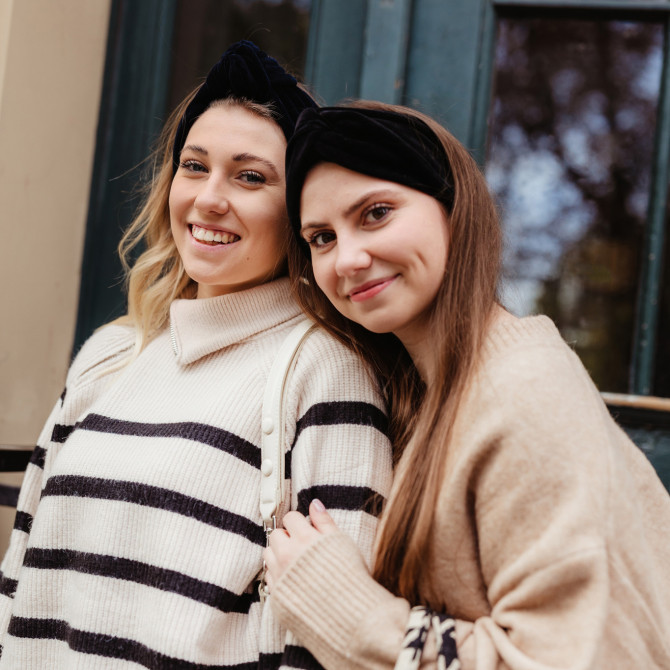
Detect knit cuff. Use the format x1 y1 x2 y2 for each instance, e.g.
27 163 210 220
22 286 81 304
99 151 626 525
270 529 406 668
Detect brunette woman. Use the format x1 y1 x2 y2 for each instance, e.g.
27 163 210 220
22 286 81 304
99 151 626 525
0 47 392 668
264 102 670 669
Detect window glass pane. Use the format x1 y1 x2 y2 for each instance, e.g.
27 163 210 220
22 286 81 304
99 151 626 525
655 199 670 396
167 0 312 111
487 17 663 392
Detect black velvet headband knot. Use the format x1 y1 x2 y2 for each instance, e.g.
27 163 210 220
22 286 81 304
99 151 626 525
285 106 455 243
172 40 317 172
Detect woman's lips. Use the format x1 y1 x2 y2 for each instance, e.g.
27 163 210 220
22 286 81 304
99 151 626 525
349 276 397 302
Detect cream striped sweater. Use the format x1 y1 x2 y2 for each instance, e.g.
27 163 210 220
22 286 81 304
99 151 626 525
0 278 393 669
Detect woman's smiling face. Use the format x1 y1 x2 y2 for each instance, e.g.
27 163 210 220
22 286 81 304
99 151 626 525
299 162 450 347
169 103 288 299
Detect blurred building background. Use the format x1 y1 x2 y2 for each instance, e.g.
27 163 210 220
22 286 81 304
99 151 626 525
1 0 669 551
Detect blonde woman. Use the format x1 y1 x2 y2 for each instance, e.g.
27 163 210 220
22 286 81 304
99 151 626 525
264 103 670 669
0 46 392 669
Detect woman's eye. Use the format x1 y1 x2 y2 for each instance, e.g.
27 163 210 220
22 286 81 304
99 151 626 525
240 170 266 185
307 231 336 249
180 160 207 173
365 205 391 223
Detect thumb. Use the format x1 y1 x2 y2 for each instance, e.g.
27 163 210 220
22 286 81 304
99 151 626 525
309 499 338 534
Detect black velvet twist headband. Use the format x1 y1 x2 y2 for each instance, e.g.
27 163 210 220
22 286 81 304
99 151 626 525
172 40 318 172
285 106 455 243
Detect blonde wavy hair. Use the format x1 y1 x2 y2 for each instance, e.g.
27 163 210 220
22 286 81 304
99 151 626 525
115 92 279 356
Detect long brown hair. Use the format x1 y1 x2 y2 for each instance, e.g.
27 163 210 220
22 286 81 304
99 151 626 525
287 100 502 607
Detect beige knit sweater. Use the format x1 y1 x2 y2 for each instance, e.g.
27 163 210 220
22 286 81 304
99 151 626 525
271 314 670 669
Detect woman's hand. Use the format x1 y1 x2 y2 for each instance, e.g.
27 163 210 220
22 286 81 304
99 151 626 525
263 499 339 592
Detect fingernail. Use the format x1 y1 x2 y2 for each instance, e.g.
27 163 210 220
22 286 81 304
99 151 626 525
311 498 325 512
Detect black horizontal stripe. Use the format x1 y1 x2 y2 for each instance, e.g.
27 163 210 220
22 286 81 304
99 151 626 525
51 424 74 444
24 548 258 614
0 449 32 473
285 450 292 480
0 571 17 598
8 616 258 669
258 652 282 670
30 446 46 469
257 649 323 670
283 645 324 669
293 401 388 446
77 414 261 468
42 475 265 546
297 485 383 517
0 485 20 508
13 510 32 534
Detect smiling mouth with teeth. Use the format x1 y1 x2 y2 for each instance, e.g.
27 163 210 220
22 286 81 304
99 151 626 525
190 224 240 245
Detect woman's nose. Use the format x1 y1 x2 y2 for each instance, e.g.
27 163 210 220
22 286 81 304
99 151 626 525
194 177 229 215
334 234 371 277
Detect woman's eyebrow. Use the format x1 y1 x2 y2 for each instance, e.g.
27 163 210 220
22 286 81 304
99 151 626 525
344 189 399 217
300 221 328 236
302 189 400 232
181 144 207 156
233 152 279 176
179 148 279 178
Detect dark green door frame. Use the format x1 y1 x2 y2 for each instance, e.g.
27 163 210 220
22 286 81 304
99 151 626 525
632 16 670 394
74 0 177 355
307 0 496 153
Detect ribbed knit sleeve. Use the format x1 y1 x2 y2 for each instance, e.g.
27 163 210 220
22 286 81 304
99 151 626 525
271 328 393 670
288 330 390 554
271 531 421 670
0 325 134 650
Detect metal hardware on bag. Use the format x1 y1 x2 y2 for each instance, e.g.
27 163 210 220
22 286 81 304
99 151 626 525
258 515 277 604
263 515 277 540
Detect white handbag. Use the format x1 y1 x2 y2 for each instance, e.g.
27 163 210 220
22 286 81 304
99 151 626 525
258 318 316 601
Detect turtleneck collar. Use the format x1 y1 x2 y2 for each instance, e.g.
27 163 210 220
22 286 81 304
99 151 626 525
169 278 302 365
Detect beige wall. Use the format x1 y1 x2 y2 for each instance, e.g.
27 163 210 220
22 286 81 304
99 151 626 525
0 0 111 552
0 0 111 447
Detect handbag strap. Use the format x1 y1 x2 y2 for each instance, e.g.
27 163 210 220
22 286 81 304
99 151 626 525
394 606 460 670
260 318 316 532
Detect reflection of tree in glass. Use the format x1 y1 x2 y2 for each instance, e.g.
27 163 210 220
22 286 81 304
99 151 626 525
487 17 662 392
